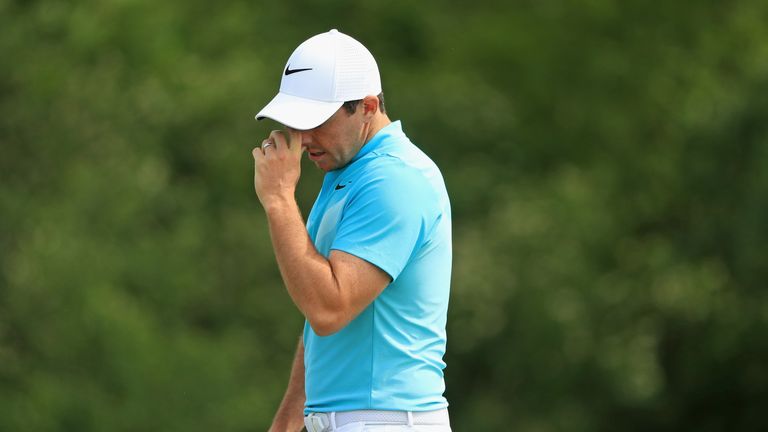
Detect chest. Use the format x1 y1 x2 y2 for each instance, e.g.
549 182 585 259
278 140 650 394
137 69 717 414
306 183 353 256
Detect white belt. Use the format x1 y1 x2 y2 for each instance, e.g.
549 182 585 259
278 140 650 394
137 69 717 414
305 408 450 432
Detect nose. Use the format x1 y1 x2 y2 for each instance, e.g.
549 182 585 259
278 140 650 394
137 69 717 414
299 133 313 147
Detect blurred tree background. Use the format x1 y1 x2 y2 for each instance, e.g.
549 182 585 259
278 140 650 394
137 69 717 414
1 0 767 430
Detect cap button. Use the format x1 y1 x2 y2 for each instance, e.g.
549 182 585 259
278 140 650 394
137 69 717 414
329 29 338 33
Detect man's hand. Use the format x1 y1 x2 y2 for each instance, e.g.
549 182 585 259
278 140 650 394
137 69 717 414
253 129 304 209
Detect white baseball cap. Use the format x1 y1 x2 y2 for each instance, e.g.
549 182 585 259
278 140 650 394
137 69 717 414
255 29 382 130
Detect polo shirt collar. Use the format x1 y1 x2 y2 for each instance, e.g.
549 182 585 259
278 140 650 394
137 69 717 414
348 120 403 165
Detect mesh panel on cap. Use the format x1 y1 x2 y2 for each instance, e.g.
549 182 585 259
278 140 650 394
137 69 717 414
333 36 381 101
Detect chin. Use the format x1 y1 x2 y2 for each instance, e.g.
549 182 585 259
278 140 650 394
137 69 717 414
314 160 334 172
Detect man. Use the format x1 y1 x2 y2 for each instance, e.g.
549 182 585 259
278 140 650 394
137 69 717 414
252 29 452 432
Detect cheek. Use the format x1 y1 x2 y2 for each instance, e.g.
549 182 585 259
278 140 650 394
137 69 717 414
313 132 336 153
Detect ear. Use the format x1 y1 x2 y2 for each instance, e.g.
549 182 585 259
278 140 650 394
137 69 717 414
361 95 379 120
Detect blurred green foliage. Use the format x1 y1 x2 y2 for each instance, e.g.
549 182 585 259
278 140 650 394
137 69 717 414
2 0 767 430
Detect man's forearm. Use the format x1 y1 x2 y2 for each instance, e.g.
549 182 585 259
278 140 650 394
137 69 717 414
269 336 306 432
264 199 342 334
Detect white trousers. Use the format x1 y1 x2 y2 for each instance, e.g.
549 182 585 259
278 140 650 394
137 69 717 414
334 424 451 432
304 409 451 432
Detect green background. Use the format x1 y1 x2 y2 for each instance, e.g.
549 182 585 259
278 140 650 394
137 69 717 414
2 0 767 430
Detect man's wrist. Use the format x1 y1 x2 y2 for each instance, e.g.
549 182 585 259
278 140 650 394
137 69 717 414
263 195 299 218
268 412 305 432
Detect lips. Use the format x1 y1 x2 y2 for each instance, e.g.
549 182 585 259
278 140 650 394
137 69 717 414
308 150 325 161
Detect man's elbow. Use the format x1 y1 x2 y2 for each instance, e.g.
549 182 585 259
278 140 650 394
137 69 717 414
308 310 348 337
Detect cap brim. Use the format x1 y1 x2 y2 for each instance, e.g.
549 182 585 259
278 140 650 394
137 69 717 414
255 92 343 130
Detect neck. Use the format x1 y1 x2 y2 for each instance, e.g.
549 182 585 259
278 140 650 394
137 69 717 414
363 113 392 144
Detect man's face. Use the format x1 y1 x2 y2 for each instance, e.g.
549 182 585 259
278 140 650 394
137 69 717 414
288 105 367 172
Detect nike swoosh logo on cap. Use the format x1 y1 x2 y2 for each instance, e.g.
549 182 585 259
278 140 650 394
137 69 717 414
284 64 313 75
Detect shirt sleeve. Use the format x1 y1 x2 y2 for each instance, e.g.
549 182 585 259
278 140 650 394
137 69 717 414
330 163 433 281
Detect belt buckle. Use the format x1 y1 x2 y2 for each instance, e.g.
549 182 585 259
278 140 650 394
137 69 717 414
307 413 330 432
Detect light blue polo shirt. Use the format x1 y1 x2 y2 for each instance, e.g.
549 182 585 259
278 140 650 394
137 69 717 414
303 121 452 413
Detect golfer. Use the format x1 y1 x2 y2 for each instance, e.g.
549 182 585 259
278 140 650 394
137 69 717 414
252 29 452 432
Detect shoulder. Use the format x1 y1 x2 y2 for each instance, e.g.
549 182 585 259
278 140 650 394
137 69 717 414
346 160 443 230
359 153 436 194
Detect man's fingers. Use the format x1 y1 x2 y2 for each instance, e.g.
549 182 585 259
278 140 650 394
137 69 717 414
262 138 277 154
268 130 288 150
259 129 303 163
287 129 304 154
